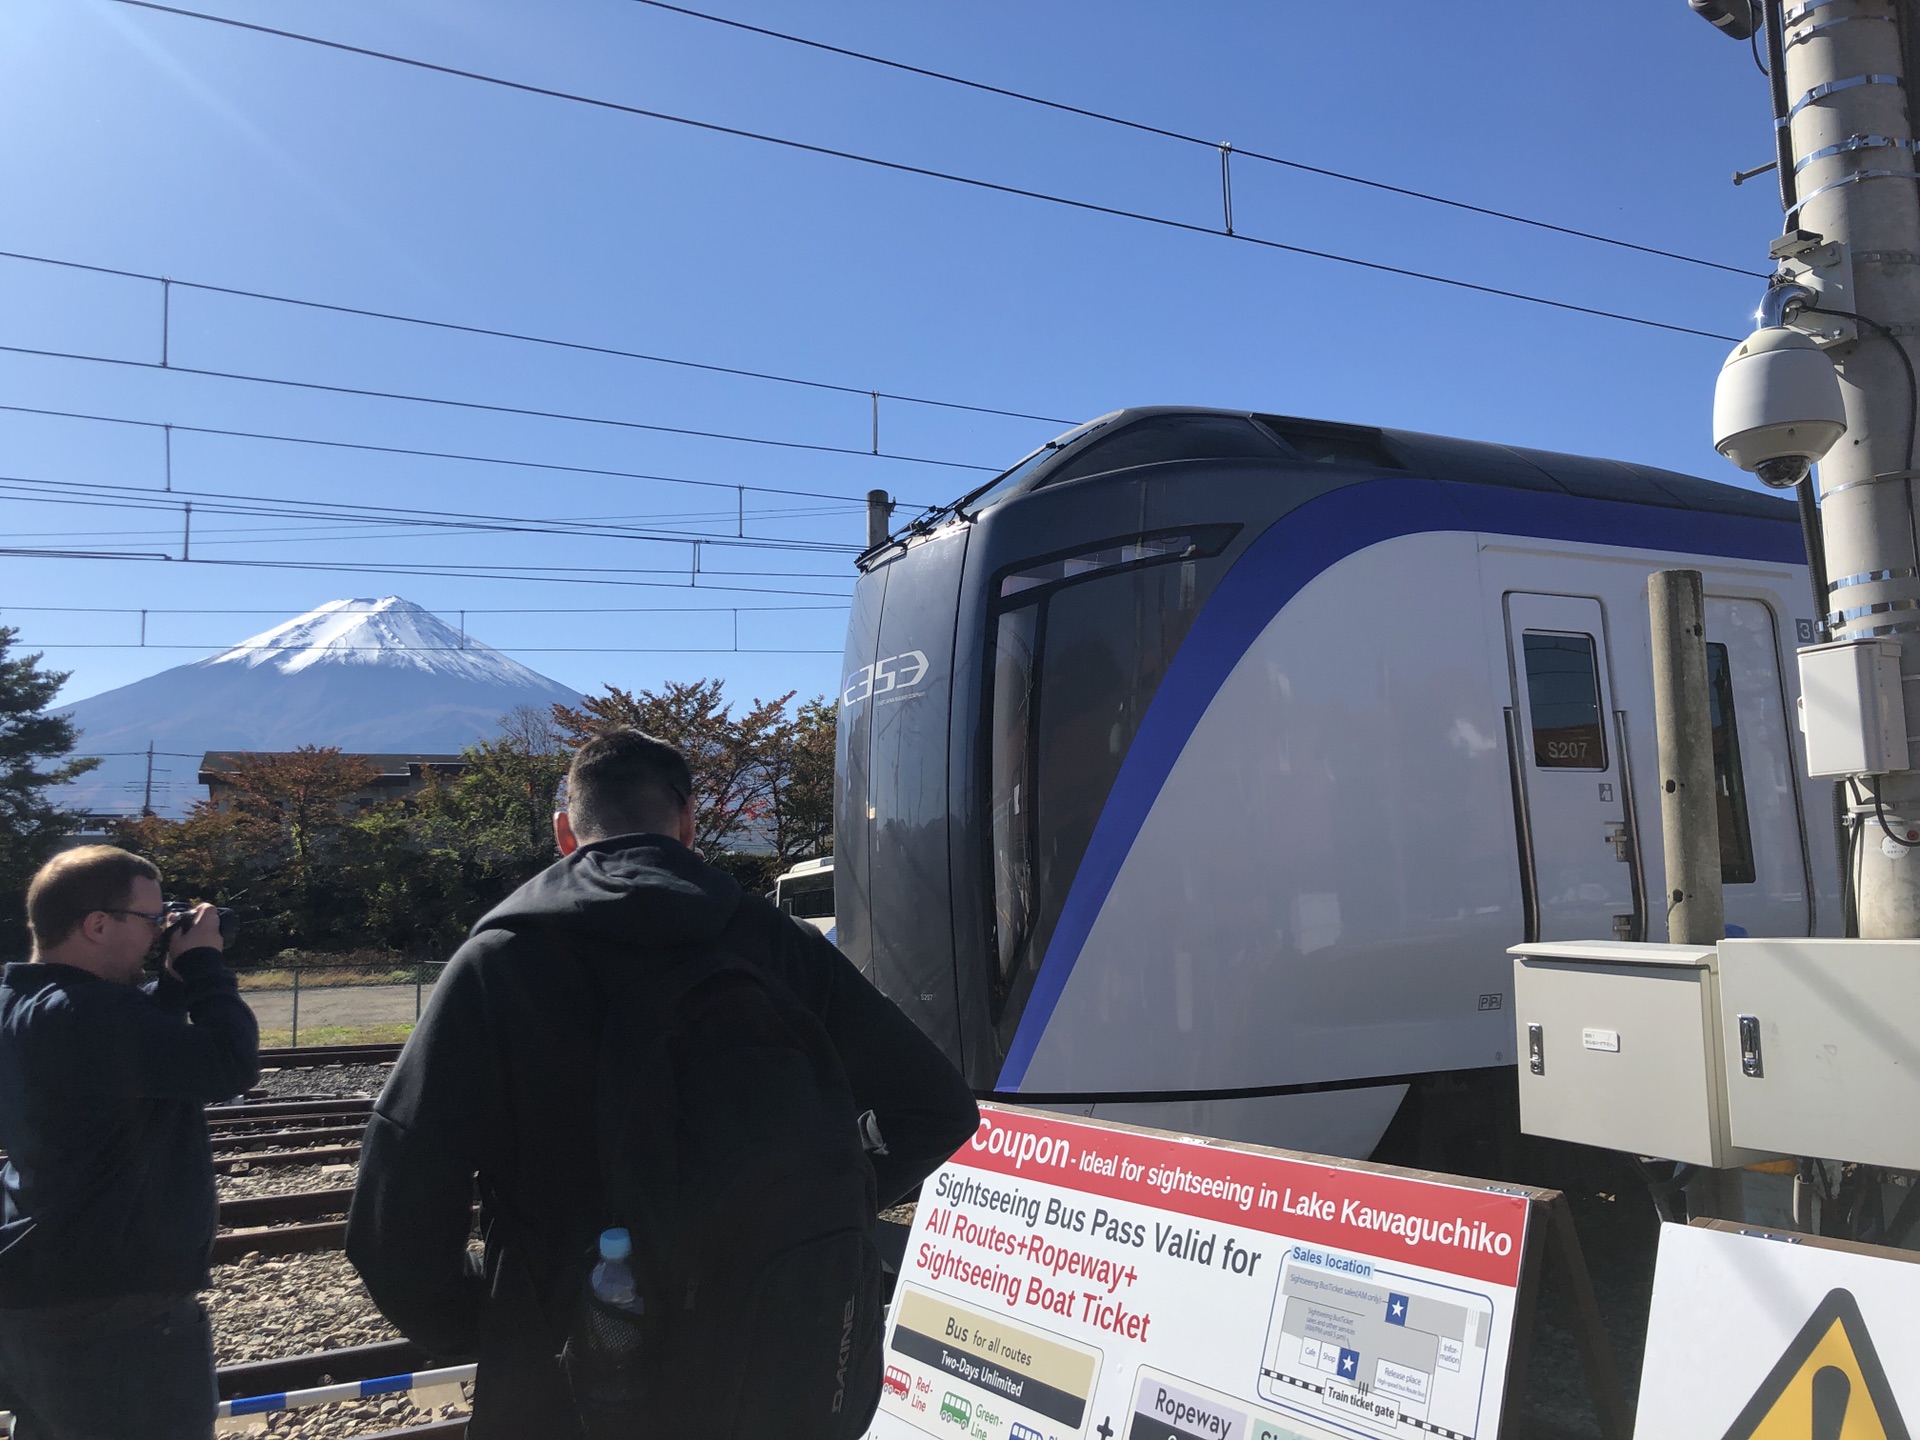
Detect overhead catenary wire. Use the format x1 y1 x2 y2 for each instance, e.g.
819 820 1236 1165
0 401 943 509
628 0 1767 281
0 247 1074 428
0 601 847 616
0 548 854 596
0 342 1002 474
32 642 845 653
0 474 864 554
100 0 1747 345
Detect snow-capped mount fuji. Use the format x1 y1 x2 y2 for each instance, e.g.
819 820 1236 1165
204 597 565 688
55 598 584 817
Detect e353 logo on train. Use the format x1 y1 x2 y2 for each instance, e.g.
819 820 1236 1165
841 650 930 710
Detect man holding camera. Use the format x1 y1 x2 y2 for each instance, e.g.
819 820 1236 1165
0 845 259 1440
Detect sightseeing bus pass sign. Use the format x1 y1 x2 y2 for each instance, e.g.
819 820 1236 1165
868 1105 1534 1440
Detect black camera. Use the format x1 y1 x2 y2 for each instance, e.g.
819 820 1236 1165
163 901 241 945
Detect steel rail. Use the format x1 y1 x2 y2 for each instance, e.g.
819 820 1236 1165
258 1042 404 1066
211 1218 347 1262
218 1186 354 1229
214 1144 361 1172
211 1124 369 1153
208 1097 377 1122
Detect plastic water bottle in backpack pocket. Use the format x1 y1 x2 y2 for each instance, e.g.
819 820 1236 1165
564 1227 653 1432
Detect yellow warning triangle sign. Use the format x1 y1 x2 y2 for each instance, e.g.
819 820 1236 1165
1722 1288 1910 1440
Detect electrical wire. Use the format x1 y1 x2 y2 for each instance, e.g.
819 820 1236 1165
0 401 942 508
0 342 1000 474
0 475 863 554
1868 776 1920 849
32 642 845 653
0 248 1074 428
0 602 847 616
0 548 854 596
99 1 1748 344
627 0 1767 280
1806 305 1920 567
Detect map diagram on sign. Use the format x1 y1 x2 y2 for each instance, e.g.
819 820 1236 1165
1255 1253 1496 1440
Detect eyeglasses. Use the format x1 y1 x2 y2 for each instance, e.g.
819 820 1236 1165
102 908 169 929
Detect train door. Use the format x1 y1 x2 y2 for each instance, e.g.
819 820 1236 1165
1503 593 1642 943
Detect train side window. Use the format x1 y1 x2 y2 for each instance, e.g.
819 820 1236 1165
1706 641 1758 885
1521 631 1607 770
1040 415 1282 487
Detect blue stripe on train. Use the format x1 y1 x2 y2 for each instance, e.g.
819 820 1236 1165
996 475 1804 1088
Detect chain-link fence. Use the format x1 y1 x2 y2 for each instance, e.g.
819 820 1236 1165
237 962 448 1047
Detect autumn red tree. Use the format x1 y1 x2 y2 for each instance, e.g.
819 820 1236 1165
553 679 795 855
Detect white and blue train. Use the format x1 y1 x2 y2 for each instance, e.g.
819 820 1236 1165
834 407 1836 1160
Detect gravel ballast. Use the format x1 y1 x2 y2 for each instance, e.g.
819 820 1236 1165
218 1161 357 1202
253 1063 391 1102
205 1251 472 1437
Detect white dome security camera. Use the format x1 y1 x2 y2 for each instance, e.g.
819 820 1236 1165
1713 323 1848 489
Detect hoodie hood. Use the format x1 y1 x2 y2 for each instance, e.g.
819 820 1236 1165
472 835 745 952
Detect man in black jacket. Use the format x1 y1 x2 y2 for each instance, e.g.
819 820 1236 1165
0 845 259 1440
348 728 979 1437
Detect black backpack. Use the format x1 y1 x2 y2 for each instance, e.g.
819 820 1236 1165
563 942 885 1439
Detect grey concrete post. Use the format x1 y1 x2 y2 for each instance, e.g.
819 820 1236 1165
1650 570 1725 946
866 490 893 550
290 967 301 1049
1780 0 1920 937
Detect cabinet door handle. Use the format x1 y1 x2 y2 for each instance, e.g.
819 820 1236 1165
1738 1014 1764 1078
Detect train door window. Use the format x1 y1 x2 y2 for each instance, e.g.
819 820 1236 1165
1039 415 1282 487
1706 641 1758 885
1521 631 1607 770
989 606 1039 982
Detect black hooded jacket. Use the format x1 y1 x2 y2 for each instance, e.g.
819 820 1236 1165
345 835 978 1436
0 949 261 1308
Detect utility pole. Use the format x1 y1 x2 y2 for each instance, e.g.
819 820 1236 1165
1650 571 1725 944
1778 0 1920 936
142 741 155 817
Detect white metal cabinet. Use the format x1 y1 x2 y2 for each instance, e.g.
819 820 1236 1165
1717 936 1920 1168
1511 941 1772 1168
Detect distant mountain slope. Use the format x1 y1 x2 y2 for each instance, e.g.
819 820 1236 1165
55 598 583 816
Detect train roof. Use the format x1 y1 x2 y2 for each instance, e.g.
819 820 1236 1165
950 406 1799 525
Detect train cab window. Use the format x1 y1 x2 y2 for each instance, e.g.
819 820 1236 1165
984 531 1237 1026
1706 642 1758 885
960 418 1113 516
1521 631 1607 770
1039 415 1282 487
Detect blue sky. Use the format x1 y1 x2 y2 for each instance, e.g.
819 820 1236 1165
1 0 1785 723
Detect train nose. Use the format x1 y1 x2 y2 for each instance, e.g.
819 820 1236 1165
834 529 969 1069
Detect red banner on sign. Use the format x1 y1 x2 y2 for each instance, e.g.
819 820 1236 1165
961 1104 1530 1288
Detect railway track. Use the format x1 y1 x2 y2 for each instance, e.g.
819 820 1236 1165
215 1340 467 1437
258 1041 404 1067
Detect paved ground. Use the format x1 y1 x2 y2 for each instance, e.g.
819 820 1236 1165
244 981 436 1032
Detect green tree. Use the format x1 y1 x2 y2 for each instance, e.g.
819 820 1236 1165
0 629 100 956
769 695 836 863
